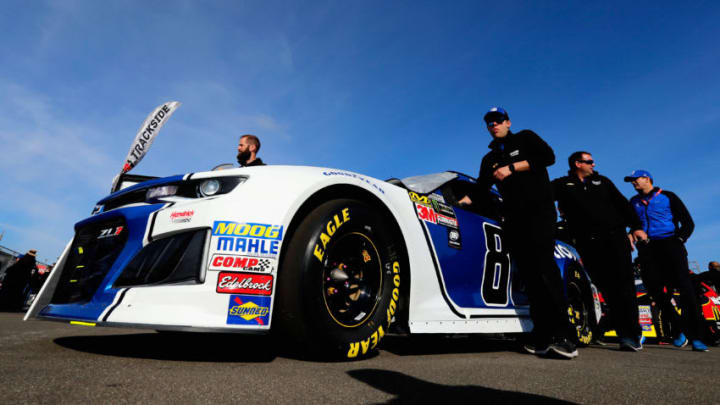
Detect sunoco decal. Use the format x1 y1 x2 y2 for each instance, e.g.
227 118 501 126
227 294 271 325
217 272 273 295
213 221 283 258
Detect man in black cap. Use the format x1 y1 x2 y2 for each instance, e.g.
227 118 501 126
553 152 647 351
237 134 266 167
461 107 577 359
697 261 720 293
625 170 707 352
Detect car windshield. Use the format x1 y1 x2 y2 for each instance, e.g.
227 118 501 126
398 172 458 194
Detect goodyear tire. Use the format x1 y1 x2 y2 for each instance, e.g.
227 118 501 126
274 199 404 360
566 263 597 346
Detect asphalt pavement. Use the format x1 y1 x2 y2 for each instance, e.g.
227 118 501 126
1 311 718 404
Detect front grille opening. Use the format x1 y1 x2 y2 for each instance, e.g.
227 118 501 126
52 218 128 304
114 229 206 287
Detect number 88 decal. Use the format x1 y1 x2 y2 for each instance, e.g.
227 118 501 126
481 223 511 306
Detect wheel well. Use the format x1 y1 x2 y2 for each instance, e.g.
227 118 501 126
277 184 411 331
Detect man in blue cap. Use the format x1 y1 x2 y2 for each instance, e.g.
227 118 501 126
625 170 708 351
462 107 577 359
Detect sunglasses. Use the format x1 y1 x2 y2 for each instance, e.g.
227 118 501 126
577 159 594 164
485 118 506 127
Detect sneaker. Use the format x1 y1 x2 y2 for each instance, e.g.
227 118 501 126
619 337 643 352
548 338 578 359
591 336 609 346
691 340 709 352
523 342 550 355
672 333 688 348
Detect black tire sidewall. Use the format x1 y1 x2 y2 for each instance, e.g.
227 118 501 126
279 199 402 359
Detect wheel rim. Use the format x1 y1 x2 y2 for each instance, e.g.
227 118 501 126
321 232 383 328
567 282 588 337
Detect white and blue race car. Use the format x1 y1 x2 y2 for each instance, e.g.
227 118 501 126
26 166 599 359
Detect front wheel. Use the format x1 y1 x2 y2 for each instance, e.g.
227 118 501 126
274 199 404 360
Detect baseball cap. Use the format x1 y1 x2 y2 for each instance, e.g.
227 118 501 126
623 169 653 182
483 107 509 123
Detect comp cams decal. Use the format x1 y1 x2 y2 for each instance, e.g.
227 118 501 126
212 221 283 258
227 294 271 325
217 272 273 295
209 254 274 273
347 261 401 359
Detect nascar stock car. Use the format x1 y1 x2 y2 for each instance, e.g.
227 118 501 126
599 273 720 345
26 166 601 359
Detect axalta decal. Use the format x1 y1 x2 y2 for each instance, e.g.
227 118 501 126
227 294 271 325
347 261 401 359
170 210 194 223
209 254 274 273
313 208 350 262
554 244 578 261
322 171 385 194
217 272 273 295
213 221 283 258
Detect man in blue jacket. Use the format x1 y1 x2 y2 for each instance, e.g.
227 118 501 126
625 170 708 351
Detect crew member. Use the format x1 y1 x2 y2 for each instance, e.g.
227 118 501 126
625 170 708 352
696 261 720 293
461 107 577 359
237 134 266 167
553 152 647 351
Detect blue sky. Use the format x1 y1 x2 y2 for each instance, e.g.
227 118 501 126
1 1 718 270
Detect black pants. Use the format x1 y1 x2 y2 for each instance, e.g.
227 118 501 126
638 237 704 340
506 212 573 343
575 232 640 339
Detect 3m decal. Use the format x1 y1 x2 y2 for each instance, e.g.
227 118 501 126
217 272 273 295
227 295 271 325
347 261 400 359
170 210 194 223
480 223 511 306
209 254 274 273
213 221 283 258
98 226 124 239
313 208 351 263
415 203 437 224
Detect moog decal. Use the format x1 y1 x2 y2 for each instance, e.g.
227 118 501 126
213 221 283 258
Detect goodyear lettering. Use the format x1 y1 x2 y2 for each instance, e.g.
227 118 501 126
322 171 385 194
347 261 400 359
313 208 350 262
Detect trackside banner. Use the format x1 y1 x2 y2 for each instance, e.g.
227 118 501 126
121 101 182 174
